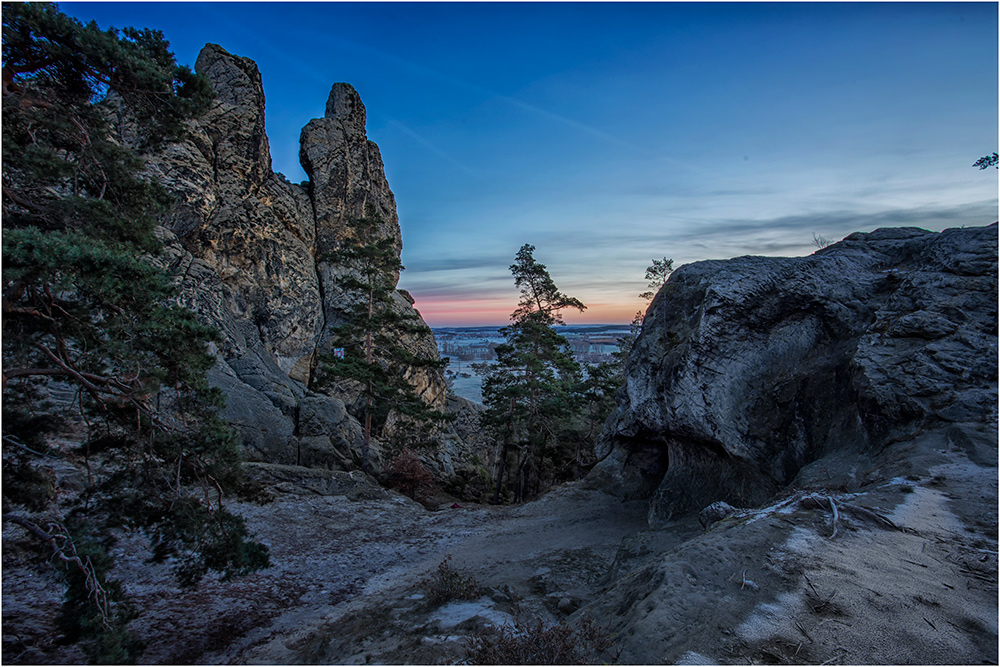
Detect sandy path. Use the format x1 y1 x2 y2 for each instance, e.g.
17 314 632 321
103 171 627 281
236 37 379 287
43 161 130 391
205 484 650 664
582 446 998 666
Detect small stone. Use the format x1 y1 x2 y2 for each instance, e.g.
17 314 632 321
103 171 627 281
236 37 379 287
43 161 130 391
557 597 580 614
698 501 737 529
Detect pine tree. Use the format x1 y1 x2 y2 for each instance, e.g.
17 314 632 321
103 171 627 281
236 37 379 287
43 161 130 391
477 245 587 503
314 205 447 472
615 256 674 367
2 5 267 662
637 257 674 302
973 152 998 169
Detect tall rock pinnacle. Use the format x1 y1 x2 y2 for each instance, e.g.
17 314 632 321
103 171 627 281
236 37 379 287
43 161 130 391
300 83 401 269
132 44 451 472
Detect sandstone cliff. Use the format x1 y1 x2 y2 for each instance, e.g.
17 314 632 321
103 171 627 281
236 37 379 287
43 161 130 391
136 44 475 481
594 224 998 525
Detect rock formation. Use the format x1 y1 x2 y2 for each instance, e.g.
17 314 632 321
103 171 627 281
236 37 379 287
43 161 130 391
11 55 997 661
594 224 998 525
136 44 473 480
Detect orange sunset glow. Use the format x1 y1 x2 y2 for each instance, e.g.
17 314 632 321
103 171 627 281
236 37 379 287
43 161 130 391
412 295 644 328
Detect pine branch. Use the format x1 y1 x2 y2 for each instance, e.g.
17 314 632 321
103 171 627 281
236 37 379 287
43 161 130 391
3 514 114 631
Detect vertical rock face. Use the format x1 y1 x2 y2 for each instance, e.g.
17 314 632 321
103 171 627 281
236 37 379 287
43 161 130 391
139 44 452 473
301 82 401 260
147 44 322 384
296 83 445 411
594 224 998 525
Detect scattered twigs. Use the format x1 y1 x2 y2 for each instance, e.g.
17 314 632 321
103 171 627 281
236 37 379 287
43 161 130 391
829 497 839 538
957 565 996 583
2 434 54 459
799 494 900 532
803 572 819 597
811 590 837 613
819 649 847 665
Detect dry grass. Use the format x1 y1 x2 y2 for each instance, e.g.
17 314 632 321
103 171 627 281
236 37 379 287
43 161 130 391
419 555 480 605
464 612 619 665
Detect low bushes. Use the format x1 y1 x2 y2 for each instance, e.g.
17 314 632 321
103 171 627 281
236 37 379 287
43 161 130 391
420 555 480 604
465 613 619 665
382 448 437 504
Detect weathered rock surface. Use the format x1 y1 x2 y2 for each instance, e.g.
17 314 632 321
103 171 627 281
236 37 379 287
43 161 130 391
301 81 401 273
137 44 462 478
593 224 998 525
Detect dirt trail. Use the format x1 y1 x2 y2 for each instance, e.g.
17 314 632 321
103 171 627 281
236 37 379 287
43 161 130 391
219 485 651 664
581 443 998 666
3 475 649 665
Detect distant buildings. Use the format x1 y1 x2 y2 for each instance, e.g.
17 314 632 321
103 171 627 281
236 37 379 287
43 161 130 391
435 327 623 366
434 325 629 403
439 339 497 361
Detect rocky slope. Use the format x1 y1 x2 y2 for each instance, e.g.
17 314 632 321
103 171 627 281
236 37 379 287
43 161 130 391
134 44 482 482
593 224 998 526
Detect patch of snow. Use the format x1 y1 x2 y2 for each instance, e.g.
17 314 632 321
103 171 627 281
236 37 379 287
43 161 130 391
735 591 803 641
741 496 800 523
889 486 963 535
429 597 514 631
676 651 717 665
783 526 819 555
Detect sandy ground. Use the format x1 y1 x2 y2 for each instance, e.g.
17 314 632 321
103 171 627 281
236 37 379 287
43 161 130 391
3 432 996 665
582 434 999 666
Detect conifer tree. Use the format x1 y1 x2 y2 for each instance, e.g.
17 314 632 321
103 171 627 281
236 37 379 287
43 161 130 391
615 256 674 367
973 152 998 169
2 5 267 662
315 206 447 472
477 244 587 503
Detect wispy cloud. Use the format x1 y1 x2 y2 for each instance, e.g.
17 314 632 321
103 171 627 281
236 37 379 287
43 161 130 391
284 21 696 168
406 255 512 273
666 200 999 245
380 116 478 176
402 200 999 323
194 5 334 87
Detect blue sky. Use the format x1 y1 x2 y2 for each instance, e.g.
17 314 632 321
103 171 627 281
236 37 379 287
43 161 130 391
62 2 998 326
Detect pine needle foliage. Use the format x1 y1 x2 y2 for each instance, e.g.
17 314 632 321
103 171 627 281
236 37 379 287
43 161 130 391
476 244 590 504
973 152 998 169
2 5 267 662
315 205 447 471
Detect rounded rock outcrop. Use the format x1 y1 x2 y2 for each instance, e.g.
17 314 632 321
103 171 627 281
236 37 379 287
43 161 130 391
594 224 998 525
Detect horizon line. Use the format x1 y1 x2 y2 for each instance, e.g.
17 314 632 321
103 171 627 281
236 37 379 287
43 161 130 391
429 321 632 329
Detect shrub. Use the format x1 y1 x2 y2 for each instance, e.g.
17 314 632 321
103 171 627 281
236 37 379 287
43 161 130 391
383 448 437 503
465 613 619 665
420 555 480 605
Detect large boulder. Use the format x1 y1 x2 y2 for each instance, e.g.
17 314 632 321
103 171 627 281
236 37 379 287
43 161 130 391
594 224 998 525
